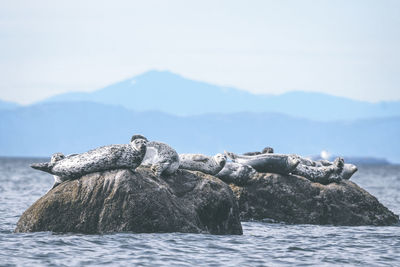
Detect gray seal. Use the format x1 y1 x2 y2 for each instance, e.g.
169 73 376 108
31 135 148 188
225 151 299 175
179 153 227 175
141 141 180 177
292 157 345 184
291 155 358 181
243 147 274 156
216 162 256 185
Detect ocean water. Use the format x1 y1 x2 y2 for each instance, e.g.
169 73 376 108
0 158 399 266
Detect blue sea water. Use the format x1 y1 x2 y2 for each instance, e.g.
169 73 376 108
0 157 399 266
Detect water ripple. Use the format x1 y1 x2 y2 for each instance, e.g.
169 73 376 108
1 158 400 266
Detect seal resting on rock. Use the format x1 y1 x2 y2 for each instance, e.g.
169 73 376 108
225 151 300 175
290 155 358 181
243 147 274 156
292 157 345 184
316 159 358 180
179 153 227 175
141 140 180 177
216 162 256 185
31 135 148 188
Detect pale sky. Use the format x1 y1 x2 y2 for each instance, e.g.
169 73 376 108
0 0 399 104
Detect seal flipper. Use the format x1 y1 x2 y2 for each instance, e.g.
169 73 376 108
31 152 65 173
151 164 164 177
30 162 52 173
326 157 345 183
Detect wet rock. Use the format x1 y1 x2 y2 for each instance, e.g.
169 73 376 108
15 167 242 235
230 173 399 226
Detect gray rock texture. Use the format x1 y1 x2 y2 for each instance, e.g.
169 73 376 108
230 172 399 226
15 167 242 235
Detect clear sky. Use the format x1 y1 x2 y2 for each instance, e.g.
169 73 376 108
0 0 399 104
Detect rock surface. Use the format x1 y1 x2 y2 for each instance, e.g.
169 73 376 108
230 173 399 226
15 167 243 235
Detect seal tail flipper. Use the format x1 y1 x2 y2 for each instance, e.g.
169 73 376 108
31 152 65 173
30 162 52 173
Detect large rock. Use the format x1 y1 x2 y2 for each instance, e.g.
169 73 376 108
230 173 399 226
15 167 243 235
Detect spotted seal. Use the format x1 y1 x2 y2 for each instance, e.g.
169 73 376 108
179 153 227 175
315 159 358 180
290 155 357 181
225 151 299 175
216 162 256 185
31 135 148 188
141 141 180 177
292 157 345 184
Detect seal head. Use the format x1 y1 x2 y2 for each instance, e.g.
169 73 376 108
179 153 227 175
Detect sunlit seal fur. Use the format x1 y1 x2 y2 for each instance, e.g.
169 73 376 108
225 151 299 175
31 135 148 188
216 162 256 185
141 141 180 177
179 153 227 175
48 153 78 189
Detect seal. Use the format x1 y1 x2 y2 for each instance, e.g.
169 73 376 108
216 162 256 185
293 155 357 181
141 141 180 177
225 151 299 175
292 157 344 184
315 160 358 180
31 134 148 188
179 153 227 175
243 147 274 156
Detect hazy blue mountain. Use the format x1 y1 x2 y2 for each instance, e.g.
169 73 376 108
41 70 400 121
0 100 19 110
1 102 399 163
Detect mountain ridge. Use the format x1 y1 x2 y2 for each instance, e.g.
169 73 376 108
36 70 400 121
0 100 20 110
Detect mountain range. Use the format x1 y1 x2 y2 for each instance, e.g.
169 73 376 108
1 70 399 162
0 100 19 110
40 70 400 121
1 101 399 162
